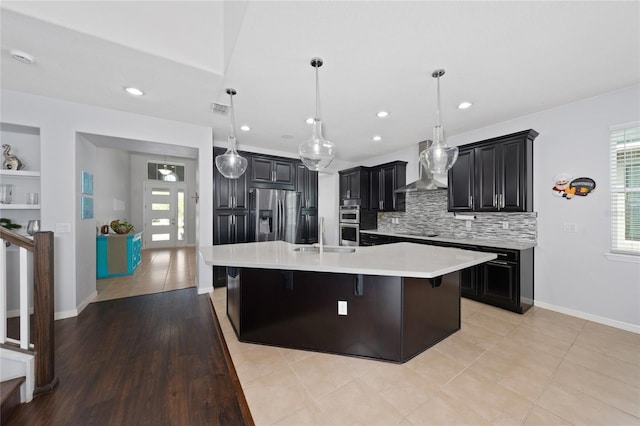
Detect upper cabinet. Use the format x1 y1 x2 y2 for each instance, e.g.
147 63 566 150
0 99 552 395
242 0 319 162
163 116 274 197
339 167 370 208
249 155 296 190
214 148 248 210
369 161 407 212
295 163 318 210
448 129 538 212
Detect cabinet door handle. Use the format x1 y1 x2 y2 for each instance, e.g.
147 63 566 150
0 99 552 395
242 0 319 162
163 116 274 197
490 260 510 266
469 195 473 208
493 194 498 208
379 200 384 210
347 189 351 198
499 193 504 209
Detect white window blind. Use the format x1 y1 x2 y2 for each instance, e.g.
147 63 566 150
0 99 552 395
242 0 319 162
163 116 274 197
610 124 640 255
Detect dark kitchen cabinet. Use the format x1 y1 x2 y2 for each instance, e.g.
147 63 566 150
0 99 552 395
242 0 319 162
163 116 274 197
249 155 295 189
448 129 538 212
339 167 370 208
448 149 475 211
213 211 249 288
214 148 248 209
213 212 248 245
370 161 407 212
385 234 533 314
296 163 318 210
298 210 318 244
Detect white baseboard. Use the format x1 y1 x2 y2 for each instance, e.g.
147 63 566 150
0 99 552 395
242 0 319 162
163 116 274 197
54 290 97 320
198 285 213 295
535 300 640 334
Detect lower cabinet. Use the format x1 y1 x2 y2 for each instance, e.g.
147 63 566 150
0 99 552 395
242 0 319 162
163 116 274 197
371 234 533 314
298 209 318 244
213 211 249 287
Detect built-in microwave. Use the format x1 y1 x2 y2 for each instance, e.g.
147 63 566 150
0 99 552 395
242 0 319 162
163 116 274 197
339 223 359 246
339 206 360 224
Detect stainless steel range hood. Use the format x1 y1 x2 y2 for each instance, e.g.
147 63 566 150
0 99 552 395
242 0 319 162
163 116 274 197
395 140 447 193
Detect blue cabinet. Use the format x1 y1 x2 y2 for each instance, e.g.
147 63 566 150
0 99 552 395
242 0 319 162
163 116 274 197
96 232 142 278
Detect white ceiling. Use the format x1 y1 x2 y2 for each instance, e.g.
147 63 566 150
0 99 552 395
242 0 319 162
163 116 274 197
1 1 639 163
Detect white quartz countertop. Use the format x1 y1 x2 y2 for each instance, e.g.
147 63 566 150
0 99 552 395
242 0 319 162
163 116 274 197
361 230 537 251
199 241 497 279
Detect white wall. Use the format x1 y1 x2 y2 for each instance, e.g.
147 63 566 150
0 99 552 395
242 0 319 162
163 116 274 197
93 145 131 228
75 134 98 309
1 89 214 317
445 85 640 329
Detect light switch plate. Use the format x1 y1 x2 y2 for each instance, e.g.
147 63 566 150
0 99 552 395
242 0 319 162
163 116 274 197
338 300 347 316
55 223 71 233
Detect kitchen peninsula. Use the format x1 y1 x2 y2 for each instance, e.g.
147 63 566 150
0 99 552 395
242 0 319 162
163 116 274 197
200 241 496 363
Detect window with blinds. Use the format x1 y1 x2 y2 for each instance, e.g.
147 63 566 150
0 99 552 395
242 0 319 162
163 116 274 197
610 124 640 255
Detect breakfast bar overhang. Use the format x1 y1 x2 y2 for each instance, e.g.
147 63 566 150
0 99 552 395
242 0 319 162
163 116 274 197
200 241 496 363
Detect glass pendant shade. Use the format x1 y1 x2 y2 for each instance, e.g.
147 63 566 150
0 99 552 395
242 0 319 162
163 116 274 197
299 57 336 171
422 69 459 174
421 125 459 174
299 119 335 171
215 88 248 179
215 136 248 179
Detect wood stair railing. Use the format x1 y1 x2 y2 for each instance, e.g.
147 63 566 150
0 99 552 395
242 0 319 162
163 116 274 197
0 227 58 396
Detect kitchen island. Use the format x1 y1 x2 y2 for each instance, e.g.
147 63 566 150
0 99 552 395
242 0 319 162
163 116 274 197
200 241 496 363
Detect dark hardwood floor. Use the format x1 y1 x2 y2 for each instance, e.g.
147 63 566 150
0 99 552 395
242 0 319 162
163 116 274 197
7 288 253 425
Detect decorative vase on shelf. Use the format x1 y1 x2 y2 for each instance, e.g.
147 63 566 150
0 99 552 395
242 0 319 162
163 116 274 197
27 220 40 235
0 184 13 204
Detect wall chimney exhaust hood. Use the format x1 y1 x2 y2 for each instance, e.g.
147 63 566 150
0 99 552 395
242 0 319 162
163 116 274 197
395 140 447 193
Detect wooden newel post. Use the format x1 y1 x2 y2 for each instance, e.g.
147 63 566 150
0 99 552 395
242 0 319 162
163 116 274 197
32 231 58 396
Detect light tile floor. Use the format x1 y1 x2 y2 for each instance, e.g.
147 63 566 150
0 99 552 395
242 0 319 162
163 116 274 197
210 289 640 426
94 247 196 302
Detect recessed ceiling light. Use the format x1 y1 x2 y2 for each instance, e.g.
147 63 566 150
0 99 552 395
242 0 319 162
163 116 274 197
458 101 473 109
240 125 250 132
9 49 35 65
376 111 389 118
305 118 315 124
125 87 144 96
372 135 382 142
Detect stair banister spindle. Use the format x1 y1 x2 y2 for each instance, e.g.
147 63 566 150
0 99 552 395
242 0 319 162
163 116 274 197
0 239 7 344
19 246 29 350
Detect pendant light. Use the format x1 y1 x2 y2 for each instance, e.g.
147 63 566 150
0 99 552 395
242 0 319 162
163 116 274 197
159 155 172 175
420 69 459 174
299 57 335 171
215 88 248 179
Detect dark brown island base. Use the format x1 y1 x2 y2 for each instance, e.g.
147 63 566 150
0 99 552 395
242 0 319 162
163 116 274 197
200 241 496 363
227 268 460 363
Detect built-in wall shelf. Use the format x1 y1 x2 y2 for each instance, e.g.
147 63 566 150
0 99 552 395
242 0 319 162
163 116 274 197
0 170 40 178
0 204 40 210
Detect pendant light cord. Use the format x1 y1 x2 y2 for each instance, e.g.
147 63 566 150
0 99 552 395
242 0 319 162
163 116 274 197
435 74 442 128
228 92 236 138
315 64 321 120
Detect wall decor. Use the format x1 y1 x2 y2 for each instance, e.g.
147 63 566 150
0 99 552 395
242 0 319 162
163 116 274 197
81 196 94 219
552 174 596 199
81 171 94 195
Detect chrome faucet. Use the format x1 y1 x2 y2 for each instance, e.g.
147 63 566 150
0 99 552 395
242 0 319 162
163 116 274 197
318 216 325 253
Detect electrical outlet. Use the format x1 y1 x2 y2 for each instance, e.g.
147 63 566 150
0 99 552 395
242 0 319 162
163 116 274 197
55 223 71 233
563 222 578 232
465 220 472 229
502 221 509 230
338 300 348 316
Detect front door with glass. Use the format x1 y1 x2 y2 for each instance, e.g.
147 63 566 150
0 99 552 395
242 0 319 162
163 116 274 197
144 182 186 248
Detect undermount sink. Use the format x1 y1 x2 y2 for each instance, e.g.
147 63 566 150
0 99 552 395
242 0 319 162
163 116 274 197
293 246 356 254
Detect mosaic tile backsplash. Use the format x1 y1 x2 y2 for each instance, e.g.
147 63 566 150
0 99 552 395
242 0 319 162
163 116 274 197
378 190 537 243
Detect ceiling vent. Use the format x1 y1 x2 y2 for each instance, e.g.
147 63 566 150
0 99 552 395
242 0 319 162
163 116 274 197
209 101 229 114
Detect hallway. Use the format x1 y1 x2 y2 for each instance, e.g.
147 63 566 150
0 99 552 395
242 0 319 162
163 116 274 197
94 247 196 302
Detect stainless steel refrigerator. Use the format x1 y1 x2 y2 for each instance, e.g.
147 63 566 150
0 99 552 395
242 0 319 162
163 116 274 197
250 188 302 243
